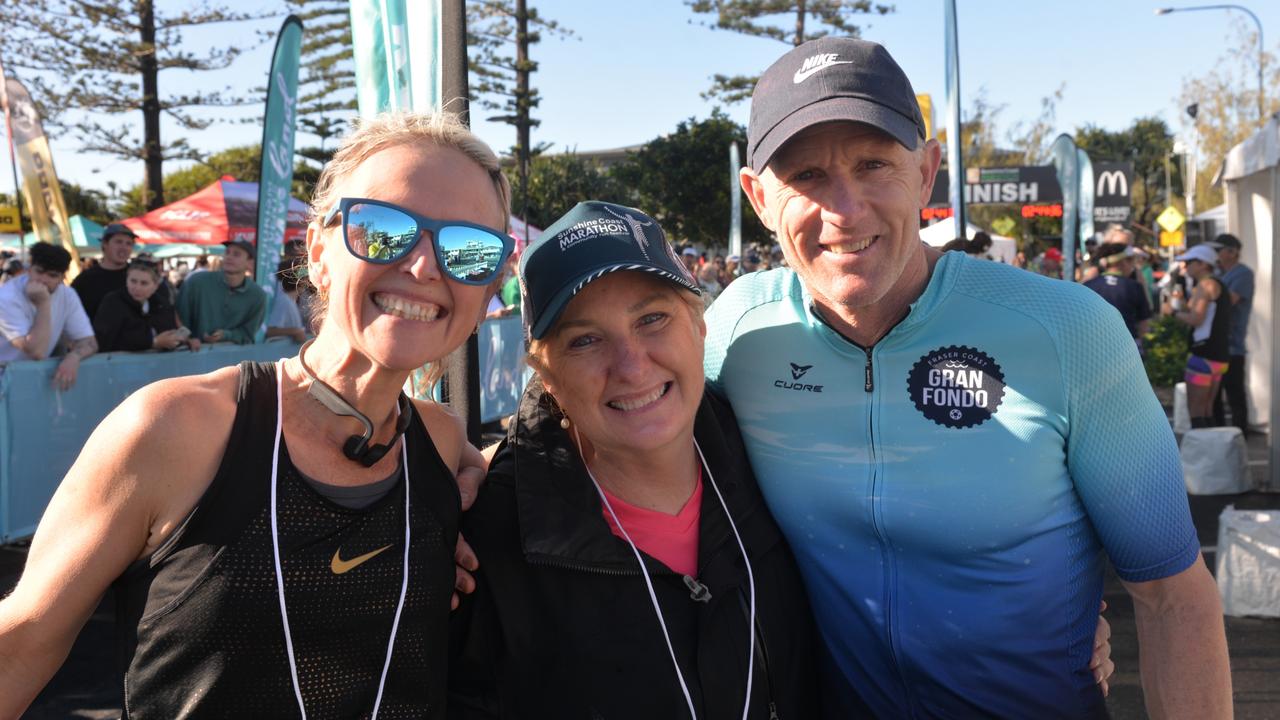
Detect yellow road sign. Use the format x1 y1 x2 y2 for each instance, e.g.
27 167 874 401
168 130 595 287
1156 206 1186 233
0 206 18 234
1160 229 1184 248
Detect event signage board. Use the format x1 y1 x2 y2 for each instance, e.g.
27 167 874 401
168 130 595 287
1092 161 1132 226
1049 134 1079 281
929 166 1063 206
256 15 303 293
350 0 442 115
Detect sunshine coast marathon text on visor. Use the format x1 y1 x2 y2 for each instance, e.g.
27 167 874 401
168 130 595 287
557 219 630 251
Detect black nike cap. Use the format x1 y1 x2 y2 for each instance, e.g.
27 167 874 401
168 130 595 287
519 201 700 342
748 37 926 173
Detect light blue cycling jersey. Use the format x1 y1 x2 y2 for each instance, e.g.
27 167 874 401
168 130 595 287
705 251 1200 719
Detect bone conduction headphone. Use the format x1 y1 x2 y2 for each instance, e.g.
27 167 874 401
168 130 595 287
297 340 412 467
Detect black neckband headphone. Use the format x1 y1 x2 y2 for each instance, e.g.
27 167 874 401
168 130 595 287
297 340 412 467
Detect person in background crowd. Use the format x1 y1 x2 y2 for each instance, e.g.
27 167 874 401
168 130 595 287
188 254 211 276
719 36 1227 717
741 249 762 274
967 231 993 259
497 252 521 315
0 242 97 390
450 201 822 719
1084 243 1152 343
1 257 23 285
725 253 741 281
697 260 723 303
1210 233 1254 433
265 257 309 343
1164 244 1231 430
1039 246 1063 279
93 259 197 353
0 110 502 718
71 222 137 320
175 238 268 344
680 246 700 277
168 260 190 290
1013 250 1027 269
1133 246 1156 311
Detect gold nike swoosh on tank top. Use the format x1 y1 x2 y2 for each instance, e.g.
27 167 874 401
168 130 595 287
330 544 395 574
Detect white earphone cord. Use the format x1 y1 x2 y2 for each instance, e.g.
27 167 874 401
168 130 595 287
271 361 410 720
577 429 756 720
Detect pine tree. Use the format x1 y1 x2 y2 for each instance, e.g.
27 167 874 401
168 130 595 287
468 0 573 222
686 0 892 103
284 0 355 167
0 0 268 209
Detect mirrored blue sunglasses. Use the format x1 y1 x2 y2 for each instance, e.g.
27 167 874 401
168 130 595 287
323 197 512 285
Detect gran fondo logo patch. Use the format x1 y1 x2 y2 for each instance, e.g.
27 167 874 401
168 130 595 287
907 345 1005 429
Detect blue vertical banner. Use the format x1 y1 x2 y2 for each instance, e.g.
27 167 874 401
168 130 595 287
943 0 966 238
350 0 442 115
1049 134 1079 281
256 14 303 294
1076 147 1095 254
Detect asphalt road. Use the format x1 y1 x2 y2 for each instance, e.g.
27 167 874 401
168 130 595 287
3 431 1278 719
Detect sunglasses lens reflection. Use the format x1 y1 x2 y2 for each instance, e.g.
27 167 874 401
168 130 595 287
345 202 419 262
438 225 506 283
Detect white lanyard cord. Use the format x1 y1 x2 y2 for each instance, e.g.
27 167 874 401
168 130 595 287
271 361 411 720
576 430 756 720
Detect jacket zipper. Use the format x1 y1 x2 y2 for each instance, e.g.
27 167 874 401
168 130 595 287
738 590 780 720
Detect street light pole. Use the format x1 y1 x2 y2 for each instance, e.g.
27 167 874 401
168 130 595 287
1156 5 1266 122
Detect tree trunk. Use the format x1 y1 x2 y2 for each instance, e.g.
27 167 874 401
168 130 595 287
515 0 530 222
794 0 806 46
139 0 164 210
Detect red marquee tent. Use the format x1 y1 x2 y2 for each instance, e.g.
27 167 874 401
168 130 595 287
123 176 309 246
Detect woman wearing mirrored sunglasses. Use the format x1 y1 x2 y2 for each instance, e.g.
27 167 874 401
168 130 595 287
0 112 508 719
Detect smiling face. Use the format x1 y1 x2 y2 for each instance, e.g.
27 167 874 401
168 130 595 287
307 143 507 371
101 233 135 269
125 266 159 303
535 272 706 457
742 122 941 321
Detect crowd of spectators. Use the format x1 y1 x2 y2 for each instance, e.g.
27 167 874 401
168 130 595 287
0 225 312 389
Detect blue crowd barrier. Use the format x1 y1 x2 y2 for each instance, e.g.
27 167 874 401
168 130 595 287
0 342 300 542
0 318 529 542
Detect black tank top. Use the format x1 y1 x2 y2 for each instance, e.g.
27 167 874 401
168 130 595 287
1190 278 1232 362
114 361 459 719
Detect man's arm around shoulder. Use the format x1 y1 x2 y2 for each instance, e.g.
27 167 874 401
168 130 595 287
1122 557 1231 719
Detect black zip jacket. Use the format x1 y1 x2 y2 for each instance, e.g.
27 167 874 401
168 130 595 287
448 379 822 720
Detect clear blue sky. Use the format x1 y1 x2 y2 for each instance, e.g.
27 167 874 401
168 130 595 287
37 0 1280 200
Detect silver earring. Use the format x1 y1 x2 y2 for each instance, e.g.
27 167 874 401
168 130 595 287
560 416 571 430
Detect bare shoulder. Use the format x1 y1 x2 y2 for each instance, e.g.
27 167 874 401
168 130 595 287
411 398 465 475
69 365 243 556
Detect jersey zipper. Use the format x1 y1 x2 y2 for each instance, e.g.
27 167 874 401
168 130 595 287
862 344 913 714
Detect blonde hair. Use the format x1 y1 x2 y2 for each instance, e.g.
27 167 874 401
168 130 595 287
308 111 511 229
307 112 511 392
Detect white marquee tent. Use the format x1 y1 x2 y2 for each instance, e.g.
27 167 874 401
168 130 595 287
1220 114 1280 489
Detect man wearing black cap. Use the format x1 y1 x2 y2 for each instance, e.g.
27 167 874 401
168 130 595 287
175 238 267 344
70 222 138 319
1083 242 1152 341
1211 233 1254 432
704 37 1229 718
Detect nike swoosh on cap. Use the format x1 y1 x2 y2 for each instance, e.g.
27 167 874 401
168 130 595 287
793 60 853 84
330 543 394 574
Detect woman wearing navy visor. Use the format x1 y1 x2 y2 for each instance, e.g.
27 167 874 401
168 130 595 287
448 201 823 719
0 112 507 718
